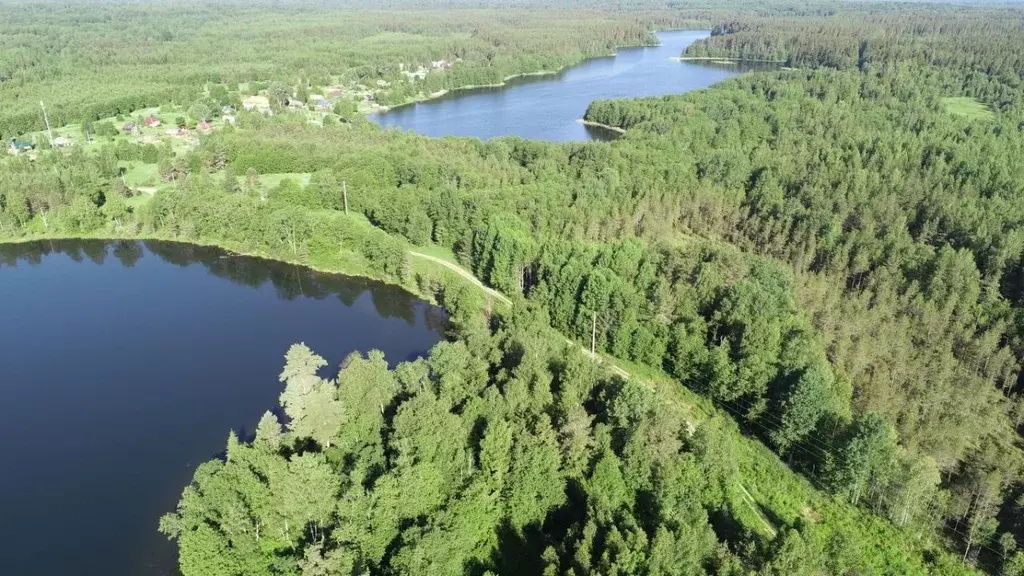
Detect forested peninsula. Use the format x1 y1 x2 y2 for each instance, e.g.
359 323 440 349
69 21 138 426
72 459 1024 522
2 1 1024 575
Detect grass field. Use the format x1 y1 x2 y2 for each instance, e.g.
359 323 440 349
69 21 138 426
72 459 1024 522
118 162 161 188
207 171 314 190
942 96 995 120
411 243 460 265
126 193 154 210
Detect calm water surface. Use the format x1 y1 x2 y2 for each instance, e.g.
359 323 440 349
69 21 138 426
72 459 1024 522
0 240 447 576
372 30 753 141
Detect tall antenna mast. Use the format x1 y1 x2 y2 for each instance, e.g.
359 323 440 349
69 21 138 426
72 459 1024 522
40 101 53 146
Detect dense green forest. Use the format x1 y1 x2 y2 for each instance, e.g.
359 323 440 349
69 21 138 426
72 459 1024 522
0 2 704 138
159 308 974 575
5 1 1024 574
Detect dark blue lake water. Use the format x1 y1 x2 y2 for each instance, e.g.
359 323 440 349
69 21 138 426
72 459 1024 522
0 240 446 576
371 30 747 141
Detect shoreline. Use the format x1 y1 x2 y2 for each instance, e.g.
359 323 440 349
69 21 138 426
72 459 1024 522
0 232 421 296
373 34 676 113
577 118 626 135
376 67 591 113
373 29 731 116
673 56 785 63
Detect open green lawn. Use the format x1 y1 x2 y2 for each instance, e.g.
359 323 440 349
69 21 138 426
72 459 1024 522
126 193 154 210
942 96 995 120
117 161 161 210
117 165 313 194
411 243 460 265
118 162 161 188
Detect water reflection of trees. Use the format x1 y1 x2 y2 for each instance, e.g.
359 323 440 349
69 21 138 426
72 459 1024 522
0 238 105 266
113 241 143 268
0 240 448 328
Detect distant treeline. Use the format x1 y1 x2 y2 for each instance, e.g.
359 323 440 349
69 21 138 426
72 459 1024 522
684 6 1024 110
0 3 703 139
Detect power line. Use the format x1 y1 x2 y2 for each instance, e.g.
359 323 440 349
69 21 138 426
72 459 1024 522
690 380 1008 561
485 274 1008 562
571 328 1009 561
40 101 54 147
687 371 1011 560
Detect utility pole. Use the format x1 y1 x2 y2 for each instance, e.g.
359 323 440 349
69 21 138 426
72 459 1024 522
342 180 349 215
40 101 53 147
591 311 597 357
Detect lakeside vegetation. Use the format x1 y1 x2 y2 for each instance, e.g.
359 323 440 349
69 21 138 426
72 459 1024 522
4 1 1024 574
0 3 705 140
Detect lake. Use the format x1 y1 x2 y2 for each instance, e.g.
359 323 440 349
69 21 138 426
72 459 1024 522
0 240 447 576
371 30 755 141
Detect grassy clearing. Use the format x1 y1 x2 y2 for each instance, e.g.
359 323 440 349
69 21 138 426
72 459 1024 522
118 162 161 188
600 353 713 423
943 97 994 120
16 104 209 154
209 171 313 190
126 193 154 210
411 243 460 265
594 349 784 538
